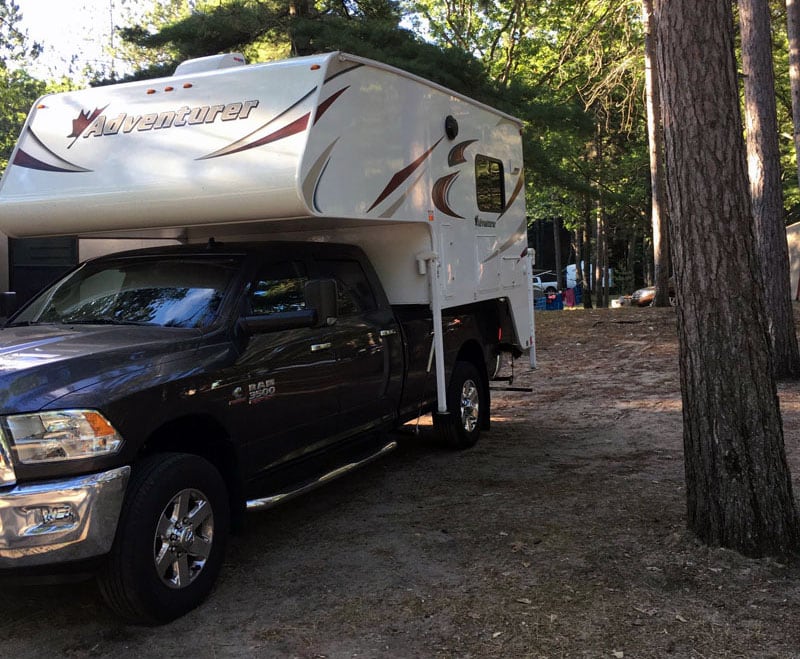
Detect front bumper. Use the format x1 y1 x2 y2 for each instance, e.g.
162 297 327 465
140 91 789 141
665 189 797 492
0 466 130 568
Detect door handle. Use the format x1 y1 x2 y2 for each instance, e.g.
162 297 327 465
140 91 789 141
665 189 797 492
379 329 397 337
311 342 332 352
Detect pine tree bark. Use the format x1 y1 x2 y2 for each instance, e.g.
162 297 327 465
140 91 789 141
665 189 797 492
656 0 800 556
642 0 671 307
553 216 563 290
583 198 593 309
787 0 800 191
739 0 800 378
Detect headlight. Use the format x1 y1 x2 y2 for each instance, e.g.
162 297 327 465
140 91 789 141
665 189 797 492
3 410 123 465
0 430 15 486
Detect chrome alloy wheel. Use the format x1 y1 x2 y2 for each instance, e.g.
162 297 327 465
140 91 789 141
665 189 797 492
460 378 480 433
154 488 214 589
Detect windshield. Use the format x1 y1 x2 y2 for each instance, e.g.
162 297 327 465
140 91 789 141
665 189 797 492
13 255 242 329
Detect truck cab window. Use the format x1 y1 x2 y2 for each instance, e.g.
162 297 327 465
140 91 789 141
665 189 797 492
315 259 377 315
475 155 505 213
15 257 239 329
250 261 308 315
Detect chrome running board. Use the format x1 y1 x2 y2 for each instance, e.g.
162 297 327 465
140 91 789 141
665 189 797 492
246 440 398 511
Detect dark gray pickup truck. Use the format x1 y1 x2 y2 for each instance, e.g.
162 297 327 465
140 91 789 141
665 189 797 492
0 240 508 623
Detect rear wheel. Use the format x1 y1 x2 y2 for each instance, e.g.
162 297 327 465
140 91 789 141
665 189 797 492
434 360 486 449
98 453 230 624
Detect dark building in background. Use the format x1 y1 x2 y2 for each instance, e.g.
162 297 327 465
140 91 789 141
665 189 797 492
9 237 78 306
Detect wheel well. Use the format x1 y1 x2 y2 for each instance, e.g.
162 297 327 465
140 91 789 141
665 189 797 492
139 415 245 531
455 339 491 431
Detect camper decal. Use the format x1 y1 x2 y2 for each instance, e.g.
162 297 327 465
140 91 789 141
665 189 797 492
198 87 319 160
379 170 427 219
447 139 477 166
367 137 444 213
431 173 464 219
430 140 481 218
303 138 340 212
301 85 360 210
12 128 91 173
68 106 108 147
70 100 260 148
498 172 524 220
480 220 528 264
313 87 349 125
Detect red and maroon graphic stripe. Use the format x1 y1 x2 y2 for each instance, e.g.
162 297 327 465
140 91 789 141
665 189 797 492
368 137 444 213
432 172 464 218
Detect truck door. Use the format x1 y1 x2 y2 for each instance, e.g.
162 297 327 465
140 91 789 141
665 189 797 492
234 258 340 491
313 257 403 434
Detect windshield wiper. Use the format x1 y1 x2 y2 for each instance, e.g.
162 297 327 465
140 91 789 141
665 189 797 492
5 320 49 327
61 316 155 326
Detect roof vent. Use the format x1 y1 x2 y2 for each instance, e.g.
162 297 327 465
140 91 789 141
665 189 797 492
174 53 247 76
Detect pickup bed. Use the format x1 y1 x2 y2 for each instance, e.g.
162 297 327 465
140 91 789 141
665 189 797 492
532 272 559 294
0 240 504 623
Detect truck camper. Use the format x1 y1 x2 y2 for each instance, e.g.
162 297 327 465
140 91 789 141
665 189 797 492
0 51 535 623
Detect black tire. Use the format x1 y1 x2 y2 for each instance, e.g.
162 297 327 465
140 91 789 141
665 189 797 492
98 453 230 625
434 360 486 450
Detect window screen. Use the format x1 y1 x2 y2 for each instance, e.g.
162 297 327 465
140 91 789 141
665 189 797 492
475 155 506 213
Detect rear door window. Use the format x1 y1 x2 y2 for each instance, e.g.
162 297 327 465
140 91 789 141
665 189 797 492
249 261 308 315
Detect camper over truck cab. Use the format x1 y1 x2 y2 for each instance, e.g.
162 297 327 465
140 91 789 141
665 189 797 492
0 51 535 623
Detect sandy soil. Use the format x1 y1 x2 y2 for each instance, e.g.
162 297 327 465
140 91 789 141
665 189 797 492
3 306 800 658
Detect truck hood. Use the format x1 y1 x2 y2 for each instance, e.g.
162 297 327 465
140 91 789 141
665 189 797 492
0 324 202 413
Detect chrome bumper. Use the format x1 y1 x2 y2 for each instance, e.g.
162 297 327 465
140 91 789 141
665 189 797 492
0 466 130 568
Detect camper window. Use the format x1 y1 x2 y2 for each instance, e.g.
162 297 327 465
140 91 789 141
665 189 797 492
475 155 505 213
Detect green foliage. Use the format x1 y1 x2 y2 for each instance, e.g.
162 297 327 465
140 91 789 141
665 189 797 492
769 2 800 223
102 0 648 284
0 67 45 173
0 1 45 175
101 0 193 80
0 0 41 63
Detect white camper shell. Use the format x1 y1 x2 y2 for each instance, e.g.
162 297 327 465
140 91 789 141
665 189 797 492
0 51 536 407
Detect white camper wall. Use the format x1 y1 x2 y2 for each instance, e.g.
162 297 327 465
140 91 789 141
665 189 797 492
302 54 529 310
0 56 327 236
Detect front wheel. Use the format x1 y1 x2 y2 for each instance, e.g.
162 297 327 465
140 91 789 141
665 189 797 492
98 453 230 624
434 360 487 450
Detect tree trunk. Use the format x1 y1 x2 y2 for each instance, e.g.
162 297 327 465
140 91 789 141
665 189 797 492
787 0 800 191
583 196 593 309
595 197 604 307
594 126 606 308
627 222 638 291
739 0 800 379
656 0 800 557
553 216 563 290
642 0 671 306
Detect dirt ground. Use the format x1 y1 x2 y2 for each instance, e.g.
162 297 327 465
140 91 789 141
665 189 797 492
4 305 800 658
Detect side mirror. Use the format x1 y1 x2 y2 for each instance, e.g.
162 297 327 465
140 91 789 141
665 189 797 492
238 279 338 336
0 292 18 319
305 279 338 327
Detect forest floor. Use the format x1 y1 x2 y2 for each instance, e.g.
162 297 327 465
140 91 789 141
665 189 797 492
4 305 800 657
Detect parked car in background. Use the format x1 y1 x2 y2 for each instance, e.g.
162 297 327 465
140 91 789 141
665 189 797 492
532 273 559 296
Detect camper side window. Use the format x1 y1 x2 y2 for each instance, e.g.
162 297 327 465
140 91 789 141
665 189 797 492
475 155 505 213
249 261 308 315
